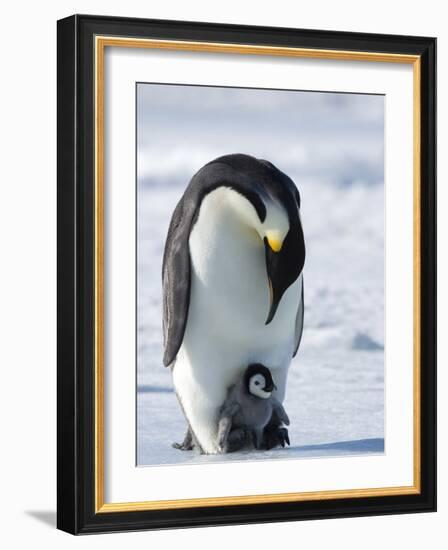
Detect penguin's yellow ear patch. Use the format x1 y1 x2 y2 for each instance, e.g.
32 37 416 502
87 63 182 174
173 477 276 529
265 231 283 252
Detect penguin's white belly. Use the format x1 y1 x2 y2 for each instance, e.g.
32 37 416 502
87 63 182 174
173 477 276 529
172 219 300 453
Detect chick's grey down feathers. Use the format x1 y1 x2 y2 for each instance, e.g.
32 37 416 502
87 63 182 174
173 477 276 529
217 370 290 452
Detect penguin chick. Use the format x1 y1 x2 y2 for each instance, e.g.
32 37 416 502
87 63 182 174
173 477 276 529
217 364 290 453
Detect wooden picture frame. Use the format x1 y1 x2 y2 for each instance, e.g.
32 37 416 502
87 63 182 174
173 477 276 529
57 14 436 534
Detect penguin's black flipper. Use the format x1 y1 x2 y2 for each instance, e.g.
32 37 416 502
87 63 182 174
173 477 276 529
277 428 291 447
162 197 194 367
292 276 304 358
263 407 291 450
272 398 290 426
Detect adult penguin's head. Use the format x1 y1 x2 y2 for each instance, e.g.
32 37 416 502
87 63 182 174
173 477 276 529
192 154 306 324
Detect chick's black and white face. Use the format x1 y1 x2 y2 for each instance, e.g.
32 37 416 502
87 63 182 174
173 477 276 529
248 373 273 399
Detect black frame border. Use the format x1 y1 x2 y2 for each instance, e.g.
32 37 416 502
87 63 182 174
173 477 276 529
57 14 436 534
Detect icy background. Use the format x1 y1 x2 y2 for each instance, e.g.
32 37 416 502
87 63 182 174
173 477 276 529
136 84 384 466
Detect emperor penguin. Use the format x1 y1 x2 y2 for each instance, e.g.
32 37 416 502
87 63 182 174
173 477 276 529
217 363 290 453
162 154 305 454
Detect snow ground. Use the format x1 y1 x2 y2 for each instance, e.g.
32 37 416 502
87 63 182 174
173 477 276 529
136 86 384 466
137 180 384 466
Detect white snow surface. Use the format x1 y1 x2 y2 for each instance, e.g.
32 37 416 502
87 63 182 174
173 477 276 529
137 180 384 466
136 86 384 466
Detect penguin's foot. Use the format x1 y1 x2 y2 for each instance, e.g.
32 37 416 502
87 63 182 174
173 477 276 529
263 425 290 450
172 441 195 451
172 428 195 451
220 428 247 453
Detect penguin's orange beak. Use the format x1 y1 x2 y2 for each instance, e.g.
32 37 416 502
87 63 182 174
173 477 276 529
265 230 284 253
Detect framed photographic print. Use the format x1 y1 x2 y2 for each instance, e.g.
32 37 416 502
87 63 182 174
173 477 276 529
57 14 436 534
